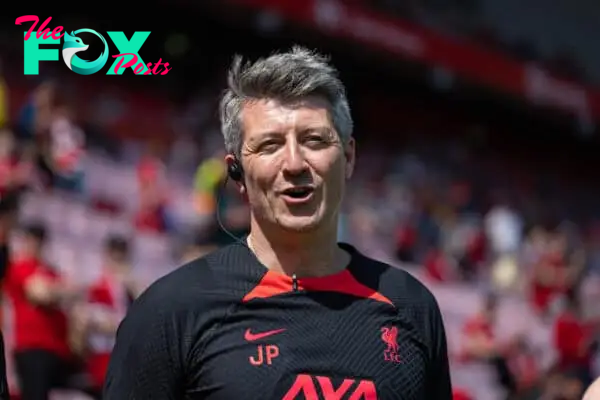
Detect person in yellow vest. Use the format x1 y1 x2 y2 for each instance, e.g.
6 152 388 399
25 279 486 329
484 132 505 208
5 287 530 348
193 153 226 215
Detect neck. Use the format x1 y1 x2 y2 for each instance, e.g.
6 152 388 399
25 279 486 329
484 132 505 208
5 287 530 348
248 218 347 278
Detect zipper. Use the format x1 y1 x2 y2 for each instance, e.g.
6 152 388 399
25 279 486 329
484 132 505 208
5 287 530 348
292 273 298 291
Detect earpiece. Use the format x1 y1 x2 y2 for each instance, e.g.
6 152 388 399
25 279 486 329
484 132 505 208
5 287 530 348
227 157 244 182
217 155 249 247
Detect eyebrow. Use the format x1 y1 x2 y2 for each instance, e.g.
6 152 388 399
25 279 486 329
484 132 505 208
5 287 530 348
299 126 334 135
248 126 334 143
247 131 283 143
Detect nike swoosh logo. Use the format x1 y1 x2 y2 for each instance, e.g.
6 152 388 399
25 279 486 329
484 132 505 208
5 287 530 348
244 328 286 341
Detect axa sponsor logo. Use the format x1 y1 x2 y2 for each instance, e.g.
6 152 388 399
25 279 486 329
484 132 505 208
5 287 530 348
282 374 377 400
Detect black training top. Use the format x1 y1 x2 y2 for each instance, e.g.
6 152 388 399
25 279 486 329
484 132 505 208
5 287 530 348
103 242 452 399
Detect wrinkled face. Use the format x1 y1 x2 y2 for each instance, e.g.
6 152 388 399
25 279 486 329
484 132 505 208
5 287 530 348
230 96 355 234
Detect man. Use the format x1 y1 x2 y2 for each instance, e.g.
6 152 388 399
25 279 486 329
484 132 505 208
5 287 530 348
3 223 80 399
104 47 452 399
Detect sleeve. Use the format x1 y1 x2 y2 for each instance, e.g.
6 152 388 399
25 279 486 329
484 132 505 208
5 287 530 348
102 284 187 399
426 296 453 399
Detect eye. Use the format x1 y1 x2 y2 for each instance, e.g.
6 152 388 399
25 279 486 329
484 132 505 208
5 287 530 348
303 134 329 148
257 140 280 153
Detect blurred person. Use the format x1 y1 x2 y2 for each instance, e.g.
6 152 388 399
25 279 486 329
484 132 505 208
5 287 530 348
0 194 17 322
193 149 226 217
46 105 86 194
80 235 138 398
423 246 457 282
552 289 597 388
394 219 417 263
3 223 83 400
104 47 452 398
530 230 583 317
521 225 548 273
0 130 17 200
541 368 586 400
17 81 55 143
135 141 170 233
484 197 523 260
504 336 541 398
0 130 33 204
460 294 518 396
0 206 13 283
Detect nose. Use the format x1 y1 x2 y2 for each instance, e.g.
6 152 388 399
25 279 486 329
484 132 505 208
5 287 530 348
281 141 308 177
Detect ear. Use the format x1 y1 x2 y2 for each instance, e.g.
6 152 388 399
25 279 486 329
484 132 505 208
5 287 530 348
224 153 236 169
343 137 356 179
224 153 247 197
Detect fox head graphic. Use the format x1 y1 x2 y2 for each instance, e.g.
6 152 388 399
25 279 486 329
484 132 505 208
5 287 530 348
62 31 89 71
61 29 109 75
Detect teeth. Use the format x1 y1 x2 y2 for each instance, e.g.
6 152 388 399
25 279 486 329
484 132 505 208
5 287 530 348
287 188 309 193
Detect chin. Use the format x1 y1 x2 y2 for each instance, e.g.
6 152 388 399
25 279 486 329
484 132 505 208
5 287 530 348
276 215 323 233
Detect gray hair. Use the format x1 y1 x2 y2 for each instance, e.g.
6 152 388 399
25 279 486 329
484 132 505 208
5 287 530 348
219 46 353 158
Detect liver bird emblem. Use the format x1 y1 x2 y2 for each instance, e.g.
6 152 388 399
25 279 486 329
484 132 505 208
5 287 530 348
381 326 399 353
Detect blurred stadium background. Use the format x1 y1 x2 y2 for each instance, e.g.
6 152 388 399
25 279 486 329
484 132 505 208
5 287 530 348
1 1 600 399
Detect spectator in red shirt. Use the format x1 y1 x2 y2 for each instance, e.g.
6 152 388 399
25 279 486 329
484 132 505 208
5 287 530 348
530 231 583 316
461 294 498 361
553 290 596 387
394 222 416 262
461 294 518 395
3 223 81 400
135 142 169 233
423 247 455 282
76 235 139 398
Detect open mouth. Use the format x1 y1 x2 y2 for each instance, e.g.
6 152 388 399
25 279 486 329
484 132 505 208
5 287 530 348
281 186 314 201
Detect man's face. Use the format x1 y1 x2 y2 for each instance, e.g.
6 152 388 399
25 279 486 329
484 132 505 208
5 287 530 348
231 97 355 234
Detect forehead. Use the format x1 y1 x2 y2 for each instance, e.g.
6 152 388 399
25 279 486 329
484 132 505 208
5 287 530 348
240 96 333 140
